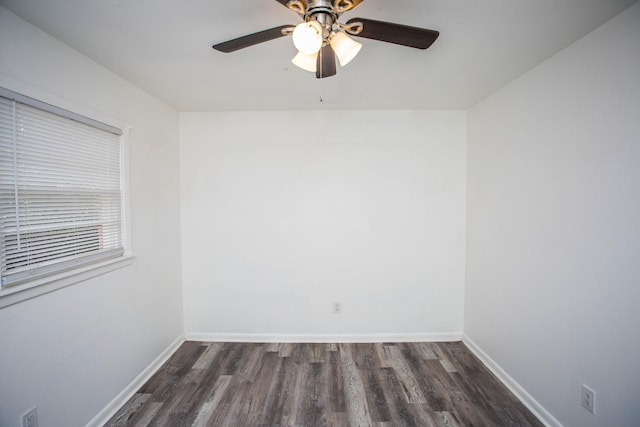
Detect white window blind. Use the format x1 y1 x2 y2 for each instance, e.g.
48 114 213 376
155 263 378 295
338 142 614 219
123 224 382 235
0 89 124 288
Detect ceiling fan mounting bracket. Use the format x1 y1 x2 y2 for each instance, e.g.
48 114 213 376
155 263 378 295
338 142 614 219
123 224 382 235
286 0 359 17
286 0 337 22
339 21 363 35
285 0 305 15
281 27 295 36
335 0 354 13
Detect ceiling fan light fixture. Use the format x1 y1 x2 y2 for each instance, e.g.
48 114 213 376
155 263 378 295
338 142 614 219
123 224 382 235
329 31 362 66
212 2 440 80
292 21 323 54
291 51 318 72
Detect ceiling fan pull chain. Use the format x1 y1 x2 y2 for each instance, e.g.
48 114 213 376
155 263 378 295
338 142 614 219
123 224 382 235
319 59 325 103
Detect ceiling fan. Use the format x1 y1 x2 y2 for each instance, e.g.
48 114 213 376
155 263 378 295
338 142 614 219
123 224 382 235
212 0 439 79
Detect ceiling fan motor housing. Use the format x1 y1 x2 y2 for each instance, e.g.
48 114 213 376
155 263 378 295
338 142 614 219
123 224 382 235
290 0 337 40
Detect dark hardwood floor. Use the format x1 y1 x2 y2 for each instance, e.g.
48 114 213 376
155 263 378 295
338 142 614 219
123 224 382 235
105 341 543 426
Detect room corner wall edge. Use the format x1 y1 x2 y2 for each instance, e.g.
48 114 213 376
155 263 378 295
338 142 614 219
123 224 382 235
461 334 563 427
85 334 185 427
185 332 463 343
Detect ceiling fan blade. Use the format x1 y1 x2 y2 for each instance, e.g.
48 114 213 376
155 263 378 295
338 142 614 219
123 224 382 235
213 25 293 53
316 44 337 79
346 18 439 50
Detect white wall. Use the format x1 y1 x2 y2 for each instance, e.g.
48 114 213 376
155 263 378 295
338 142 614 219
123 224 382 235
0 7 183 427
181 110 466 340
5 1 637 424
465 3 640 426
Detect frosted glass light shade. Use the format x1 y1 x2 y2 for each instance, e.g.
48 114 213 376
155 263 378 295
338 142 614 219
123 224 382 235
292 51 318 72
329 31 362 66
292 21 323 54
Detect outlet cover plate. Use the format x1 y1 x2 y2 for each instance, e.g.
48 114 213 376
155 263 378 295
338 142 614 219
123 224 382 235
22 407 38 427
582 385 595 414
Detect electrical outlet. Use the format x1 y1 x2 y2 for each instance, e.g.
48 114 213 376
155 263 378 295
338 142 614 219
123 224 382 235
582 385 595 414
332 302 342 314
22 407 38 427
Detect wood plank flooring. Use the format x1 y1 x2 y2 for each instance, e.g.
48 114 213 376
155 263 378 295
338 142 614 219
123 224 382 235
105 341 543 426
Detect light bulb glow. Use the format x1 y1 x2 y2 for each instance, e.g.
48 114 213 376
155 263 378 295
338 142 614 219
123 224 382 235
329 31 362 66
291 51 318 72
292 21 323 54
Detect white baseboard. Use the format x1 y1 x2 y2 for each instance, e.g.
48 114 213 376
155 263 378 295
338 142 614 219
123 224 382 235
461 334 562 427
185 332 463 343
85 335 185 427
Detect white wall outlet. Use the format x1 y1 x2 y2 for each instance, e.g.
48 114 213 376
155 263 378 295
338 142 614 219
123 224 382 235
332 302 342 314
22 406 38 427
582 385 595 414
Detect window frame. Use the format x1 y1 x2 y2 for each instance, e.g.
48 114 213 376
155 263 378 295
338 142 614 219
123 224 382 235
0 87 133 308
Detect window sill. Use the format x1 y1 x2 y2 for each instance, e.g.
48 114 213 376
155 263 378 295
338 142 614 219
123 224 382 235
0 255 134 309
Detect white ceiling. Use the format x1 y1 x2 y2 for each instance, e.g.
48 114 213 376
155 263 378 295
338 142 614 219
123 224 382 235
1 0 637 111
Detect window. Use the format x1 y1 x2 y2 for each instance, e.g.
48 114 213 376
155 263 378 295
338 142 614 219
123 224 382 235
0 88 125 289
